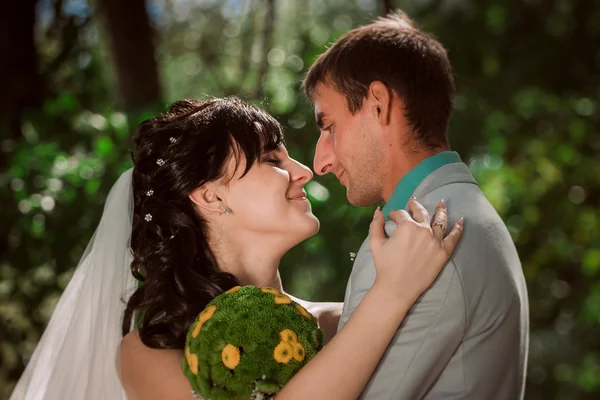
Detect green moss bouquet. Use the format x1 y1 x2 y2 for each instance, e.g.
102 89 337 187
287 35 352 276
182 285 325 400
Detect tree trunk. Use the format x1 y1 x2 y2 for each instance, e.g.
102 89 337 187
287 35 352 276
238 0 256 85
255 0 276 100
99 0 162 110
0 0 42 139
380 0 395 15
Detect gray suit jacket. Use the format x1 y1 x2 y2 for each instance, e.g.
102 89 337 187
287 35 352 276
338 162 529 399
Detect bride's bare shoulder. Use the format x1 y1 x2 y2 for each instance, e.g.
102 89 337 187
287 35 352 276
288 296 343 344
118 330 193 400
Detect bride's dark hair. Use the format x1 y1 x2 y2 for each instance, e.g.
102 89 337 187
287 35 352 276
122 97 284 349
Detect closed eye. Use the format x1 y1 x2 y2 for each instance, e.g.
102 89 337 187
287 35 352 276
263 158 280 166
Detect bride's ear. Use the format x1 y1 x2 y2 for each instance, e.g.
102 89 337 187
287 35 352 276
189 184 222 214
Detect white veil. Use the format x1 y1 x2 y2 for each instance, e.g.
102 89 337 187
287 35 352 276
10 168 137 400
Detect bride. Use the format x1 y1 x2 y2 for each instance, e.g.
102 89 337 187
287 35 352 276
10 97 462 399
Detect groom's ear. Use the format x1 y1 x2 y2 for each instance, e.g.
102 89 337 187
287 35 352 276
189 184 222 214
368 81 392 126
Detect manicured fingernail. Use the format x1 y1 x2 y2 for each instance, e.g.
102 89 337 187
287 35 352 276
438 199 446 209
410 196 417 202
374 206 381 217
457 217 464 226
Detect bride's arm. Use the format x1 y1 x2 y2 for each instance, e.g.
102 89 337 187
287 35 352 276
278 283 414 399
276 200 462 400
120 199 460 400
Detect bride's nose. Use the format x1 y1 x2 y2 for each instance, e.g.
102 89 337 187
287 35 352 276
290 160 313 185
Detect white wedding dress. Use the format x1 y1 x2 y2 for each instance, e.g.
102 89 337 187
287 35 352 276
10 169 137 400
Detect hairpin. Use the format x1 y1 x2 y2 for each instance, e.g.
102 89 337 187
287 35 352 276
156 159 165 166
146 189 154 197
145 213 153 222
169 137 178 144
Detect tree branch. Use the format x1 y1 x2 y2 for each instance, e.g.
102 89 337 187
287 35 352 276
42 15 91 77
238 0 256 92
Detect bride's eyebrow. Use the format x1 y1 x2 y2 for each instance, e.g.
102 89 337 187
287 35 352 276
268 146 284 156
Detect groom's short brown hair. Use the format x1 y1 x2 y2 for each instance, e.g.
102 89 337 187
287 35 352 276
303 10 455 149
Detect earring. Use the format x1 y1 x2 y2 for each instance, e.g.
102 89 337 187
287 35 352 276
221 206 232 215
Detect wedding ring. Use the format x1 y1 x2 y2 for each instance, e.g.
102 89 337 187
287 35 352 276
433 221 446 231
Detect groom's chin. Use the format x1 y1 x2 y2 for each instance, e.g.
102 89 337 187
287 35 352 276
346 186 381 208
346 191 367 208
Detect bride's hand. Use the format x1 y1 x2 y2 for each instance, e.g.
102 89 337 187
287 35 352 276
275 199 463 400
369 197 463 304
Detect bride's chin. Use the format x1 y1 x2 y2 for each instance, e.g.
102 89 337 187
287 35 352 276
302 215 320 238
310 216 320 235
283 215 320 248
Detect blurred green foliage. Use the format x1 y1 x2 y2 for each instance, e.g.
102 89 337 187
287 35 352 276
1 0 599 399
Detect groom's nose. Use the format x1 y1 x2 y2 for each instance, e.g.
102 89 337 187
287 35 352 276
313 131 334 176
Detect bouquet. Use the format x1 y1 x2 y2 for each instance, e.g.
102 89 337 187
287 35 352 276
182 285 325 400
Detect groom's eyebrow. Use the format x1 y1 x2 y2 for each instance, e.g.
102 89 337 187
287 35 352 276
315 111 326 129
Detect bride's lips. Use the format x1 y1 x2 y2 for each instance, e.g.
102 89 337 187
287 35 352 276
288 190 308 201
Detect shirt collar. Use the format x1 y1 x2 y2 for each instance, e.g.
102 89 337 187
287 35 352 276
382 151 462 218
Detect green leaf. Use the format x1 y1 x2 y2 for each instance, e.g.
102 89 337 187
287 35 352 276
583 250 600 276
95 136 114 157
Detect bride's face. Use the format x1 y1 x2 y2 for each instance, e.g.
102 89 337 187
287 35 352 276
220 144 319 250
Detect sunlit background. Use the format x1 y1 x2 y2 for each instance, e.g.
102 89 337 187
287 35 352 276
1 0 599 398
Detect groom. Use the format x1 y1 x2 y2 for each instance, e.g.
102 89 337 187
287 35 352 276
303 10 529 400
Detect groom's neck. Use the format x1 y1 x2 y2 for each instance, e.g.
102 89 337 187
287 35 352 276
382 146 447 202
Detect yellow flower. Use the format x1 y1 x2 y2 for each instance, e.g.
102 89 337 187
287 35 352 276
192 305 217 338
221 344 241 369
185 347 199 375
192 320 203 338
185 346 191 363
292 342 305 362
296 304 312 319
274 342 294 364
225 286 241 294
279 329 298 344
274 294 292 304
200 305 217 321
261 287 280 295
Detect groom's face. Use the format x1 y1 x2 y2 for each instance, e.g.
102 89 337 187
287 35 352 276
312 83 384 207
